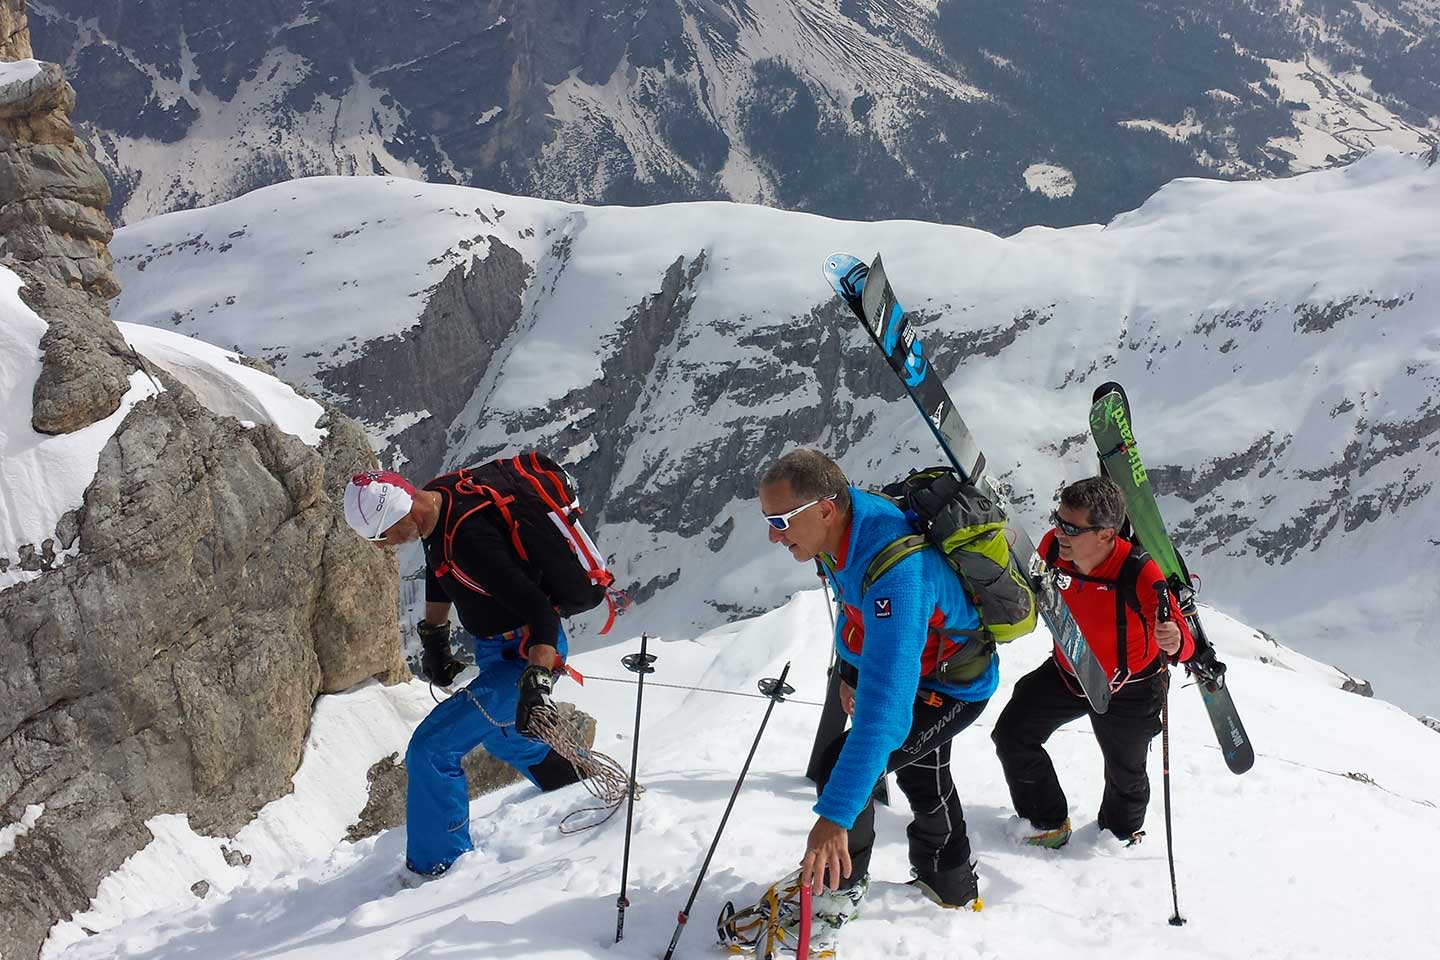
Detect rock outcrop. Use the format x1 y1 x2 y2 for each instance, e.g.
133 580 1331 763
0 0 28 60
0 10 130 437
313 238 533 486
0 12 406 959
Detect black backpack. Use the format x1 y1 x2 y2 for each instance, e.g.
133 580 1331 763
426 452 622 632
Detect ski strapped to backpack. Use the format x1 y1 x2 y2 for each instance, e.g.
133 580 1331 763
823 251 1111 712
1041 537 1156 687
858 467 1039 684
426 452 628 634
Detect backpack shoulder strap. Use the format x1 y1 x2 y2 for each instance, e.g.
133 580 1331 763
1046 541 1150 679
861 534 927 596
1115 546 1151 613
1111 545 1152 678
428 469 523 596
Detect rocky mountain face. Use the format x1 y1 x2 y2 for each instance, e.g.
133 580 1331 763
0 10 407 957
106 150 1440 720
27 0 1440 229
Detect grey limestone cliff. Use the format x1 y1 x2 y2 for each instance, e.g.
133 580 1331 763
0 14 408 958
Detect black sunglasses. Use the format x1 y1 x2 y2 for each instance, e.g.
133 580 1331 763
1050 511 1105 537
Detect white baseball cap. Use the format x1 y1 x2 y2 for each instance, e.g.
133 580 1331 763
344 471 417 541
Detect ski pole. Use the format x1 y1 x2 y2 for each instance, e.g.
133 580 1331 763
1154 582 1186 927
806 560 844 784
615 633 657 943
662 661 795 960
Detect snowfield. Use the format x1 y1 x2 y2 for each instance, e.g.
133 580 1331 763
45 593 1440 959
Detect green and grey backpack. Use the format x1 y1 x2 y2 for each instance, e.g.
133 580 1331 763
866 467 1039 683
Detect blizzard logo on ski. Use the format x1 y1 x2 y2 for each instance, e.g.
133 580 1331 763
874 598 892 618
929 401 945 430
1228 718 1245 748
1111 407 1148 486
1055 573 1073 591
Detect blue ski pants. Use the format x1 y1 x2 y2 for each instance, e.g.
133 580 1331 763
404 627 568 875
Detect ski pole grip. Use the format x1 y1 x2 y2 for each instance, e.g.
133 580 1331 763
1153 581 1172 624
1153 581 1175 665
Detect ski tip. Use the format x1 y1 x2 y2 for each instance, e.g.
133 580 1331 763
1091 380 1126 404
823 253 869 304
1227 753 1256 775
823 252 865 278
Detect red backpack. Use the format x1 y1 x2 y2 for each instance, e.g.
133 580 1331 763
425 452 626 633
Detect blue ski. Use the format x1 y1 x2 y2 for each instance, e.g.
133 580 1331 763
823 252 1113 713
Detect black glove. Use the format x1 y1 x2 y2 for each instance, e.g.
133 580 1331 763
417 620 465 686
515 665 559 737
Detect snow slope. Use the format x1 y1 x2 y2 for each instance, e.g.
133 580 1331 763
109 150 1440 716
117 323 327 446
45 593 1440 959
0 268 160 589
0 269 329 589
1262 56 1436 171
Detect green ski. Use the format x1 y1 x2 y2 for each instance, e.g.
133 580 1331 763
1089 382 1255 775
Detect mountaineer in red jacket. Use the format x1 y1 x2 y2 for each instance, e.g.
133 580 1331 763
992 476 1193 848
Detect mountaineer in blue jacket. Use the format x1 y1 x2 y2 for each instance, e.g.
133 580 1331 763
756 448 994 940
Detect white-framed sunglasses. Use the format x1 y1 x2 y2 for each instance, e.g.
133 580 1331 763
764 494 837 531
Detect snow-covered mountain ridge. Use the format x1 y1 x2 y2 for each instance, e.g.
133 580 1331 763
28 0 1439 230
110 149 1440 715
38 592 1440 959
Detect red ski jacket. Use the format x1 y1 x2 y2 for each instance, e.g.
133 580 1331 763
1039 530 1195 682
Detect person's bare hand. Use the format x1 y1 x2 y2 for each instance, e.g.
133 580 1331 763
800 817 851 895
1156 621 1182 656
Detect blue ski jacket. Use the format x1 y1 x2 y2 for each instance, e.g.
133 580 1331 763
815 487 995 829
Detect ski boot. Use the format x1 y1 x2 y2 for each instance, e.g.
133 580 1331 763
1022 816 1073 850
910 860 982 911
718 871 865 957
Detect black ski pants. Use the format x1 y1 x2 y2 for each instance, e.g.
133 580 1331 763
991 657 1164 839
813 691 988 887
